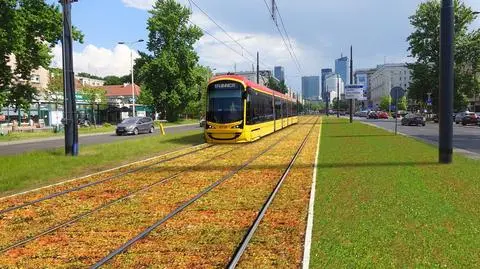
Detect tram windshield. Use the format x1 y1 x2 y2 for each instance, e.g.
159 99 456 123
207 81 244 124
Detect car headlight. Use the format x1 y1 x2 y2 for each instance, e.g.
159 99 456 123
126 125 135 130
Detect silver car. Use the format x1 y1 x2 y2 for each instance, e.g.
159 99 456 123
116 117 154 135
455 112 471 124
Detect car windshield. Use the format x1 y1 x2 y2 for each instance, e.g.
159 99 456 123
207 81 244 124
121 118 138 124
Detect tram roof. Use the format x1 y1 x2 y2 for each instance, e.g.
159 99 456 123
209 75 296 102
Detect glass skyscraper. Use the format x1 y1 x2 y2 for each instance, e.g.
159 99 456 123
321 68 333 100
335 56 348 85
274 66 285 82
301 76 320 101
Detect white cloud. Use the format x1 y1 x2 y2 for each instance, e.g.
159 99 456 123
121 0 154 10
51 44 140 77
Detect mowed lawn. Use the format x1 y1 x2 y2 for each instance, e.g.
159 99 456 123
0 130 203 197
310 118 480 267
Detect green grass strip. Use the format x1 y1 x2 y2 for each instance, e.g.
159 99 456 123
310 118 480 268
0 130 203 197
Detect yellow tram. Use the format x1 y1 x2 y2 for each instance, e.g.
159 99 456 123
205 75 298 143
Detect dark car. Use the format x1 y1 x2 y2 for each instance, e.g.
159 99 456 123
401 114 426 126
367 111 378 119
461 112 478 126
116 117 154 135
432 114 439 123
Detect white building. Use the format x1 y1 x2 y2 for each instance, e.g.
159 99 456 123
369 64 412 107
324 73 344 104
75 76 105 87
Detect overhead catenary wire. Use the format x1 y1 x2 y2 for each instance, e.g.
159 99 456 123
274 3 302 72
262 0 303 75
187 0 271 69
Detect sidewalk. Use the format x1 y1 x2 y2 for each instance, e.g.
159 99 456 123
307 118 480 268
0 123 198 146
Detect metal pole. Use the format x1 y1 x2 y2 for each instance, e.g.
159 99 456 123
395 90 398 135
256 52 259 84
326 85 329 116
61 0 78 156
349 45 353 123
337 74 340 118
439 0 454 164
131 49 135 117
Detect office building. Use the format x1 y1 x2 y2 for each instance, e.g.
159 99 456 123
301 76 320 101
335 56 349 85
354 68 376 104
274 66 285 82
369 64 412 108
325 73 344 104
321 68 333 101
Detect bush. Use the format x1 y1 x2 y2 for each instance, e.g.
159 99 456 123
103 123 112 128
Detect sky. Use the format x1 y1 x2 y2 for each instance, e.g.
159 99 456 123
51 0 480 92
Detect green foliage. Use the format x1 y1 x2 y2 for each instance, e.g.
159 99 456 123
332 98 349 111
102 123 112 128
79 86 106 105
303 101 325 112
407 0 480 111
380 96 391 111
265 77 288 94
77 72 102 80
398 96 408 111
103 75 129 86
45 68 63 109
0 0 83 110
139 0 203 122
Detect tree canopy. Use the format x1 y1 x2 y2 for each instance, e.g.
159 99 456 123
407 0 480 111
266 77 288 94
0 0 83 110
139 0 203 121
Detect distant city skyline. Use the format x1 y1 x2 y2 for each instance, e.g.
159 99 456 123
301 76 320 101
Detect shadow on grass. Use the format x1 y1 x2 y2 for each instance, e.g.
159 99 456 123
321 121 349 125
316 161 439 169
324 134 394 138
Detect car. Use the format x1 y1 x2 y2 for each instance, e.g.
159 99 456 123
392 110 408 119
432 114 439 123
359 110 369 118
461 112 478 126
377 111 389 119
367 111 378 119
455 112 470 124
401 113 426 126
116 117 154 136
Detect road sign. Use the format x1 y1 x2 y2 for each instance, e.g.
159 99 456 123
345 84 364 100
427 96 432 106
390 87 405 101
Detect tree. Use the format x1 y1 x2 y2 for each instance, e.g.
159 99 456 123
379 95 391 111
0 0 83 110
140 0 202 122
103 75 124 86
332 98 348 111
265 77 288 94
398 96 408 111
407 0 480 111
45 68 63 110
77 72 102 80
79 86 106 126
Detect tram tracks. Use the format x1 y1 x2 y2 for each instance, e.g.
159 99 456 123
0 118 315 267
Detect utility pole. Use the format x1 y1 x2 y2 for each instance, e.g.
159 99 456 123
256 52 260 84
337 74 340 118
349 45 353 123
271 0 276 22
61 0 78 156
439 0 454 164
326 85 329 116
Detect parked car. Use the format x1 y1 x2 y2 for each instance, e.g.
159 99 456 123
432 114 439 123
461 112 478 126
392 110 408 119
367 111 378 119
401 114 426 126
377 111 389 119
116 117 154 136
455 112 470 124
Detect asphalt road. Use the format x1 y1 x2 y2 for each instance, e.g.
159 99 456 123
0 124 202 156
358 118 480 156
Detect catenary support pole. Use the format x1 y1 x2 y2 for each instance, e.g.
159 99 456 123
349 45 353 123
439 0 454 164
61 0 78 156
256 52 260 84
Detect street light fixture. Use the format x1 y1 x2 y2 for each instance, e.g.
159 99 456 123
118 39 144 117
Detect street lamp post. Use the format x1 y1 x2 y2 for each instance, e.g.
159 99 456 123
118 39 144 117
337 73 340 118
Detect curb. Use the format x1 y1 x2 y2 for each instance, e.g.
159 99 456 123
302 118 322 269
0 123 199 146
360 121 480 160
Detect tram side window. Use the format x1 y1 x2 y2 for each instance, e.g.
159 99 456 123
247 91 274 125
275 97 282 119
292 101 297 116
282 101 287 118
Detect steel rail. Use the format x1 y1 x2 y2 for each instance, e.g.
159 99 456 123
227 118 319 268
0 145 214 215
0 145 238 254
89 120 313 269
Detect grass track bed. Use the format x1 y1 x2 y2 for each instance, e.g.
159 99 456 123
102 117 319 268
0 119 314 267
